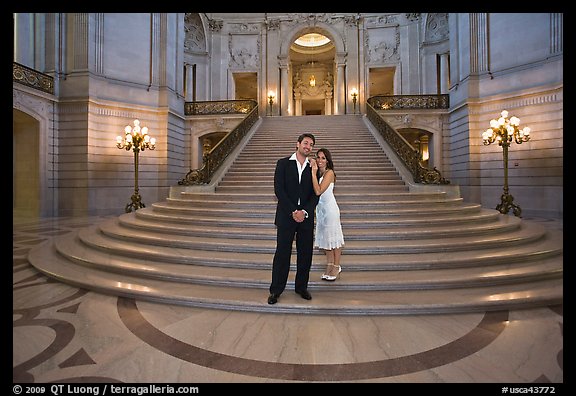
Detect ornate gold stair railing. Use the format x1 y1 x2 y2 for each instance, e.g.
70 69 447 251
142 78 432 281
178 100 259 185
368 94 449 111
366 99 450 185
13 62 54 95
184 99 257 116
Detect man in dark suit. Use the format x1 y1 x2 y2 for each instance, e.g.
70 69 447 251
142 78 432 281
268 133 319 305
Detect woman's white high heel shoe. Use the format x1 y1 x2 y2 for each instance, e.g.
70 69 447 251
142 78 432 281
321 263 334 280
323 265 341 281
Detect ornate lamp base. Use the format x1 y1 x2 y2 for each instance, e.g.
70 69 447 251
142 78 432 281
495 190 522 217
125 190 145 213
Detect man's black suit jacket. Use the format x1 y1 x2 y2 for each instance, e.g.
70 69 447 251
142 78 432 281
273 156 319 229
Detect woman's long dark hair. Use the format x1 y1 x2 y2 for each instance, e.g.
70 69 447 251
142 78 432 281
316 148 336 181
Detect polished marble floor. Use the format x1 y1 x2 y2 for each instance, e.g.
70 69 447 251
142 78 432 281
13 214 563 385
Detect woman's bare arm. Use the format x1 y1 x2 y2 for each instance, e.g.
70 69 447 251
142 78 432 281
312 169 334 196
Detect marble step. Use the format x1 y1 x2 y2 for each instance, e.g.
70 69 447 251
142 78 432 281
176 190 448 202
90 217 547 255
220 178 405 186
149 201 483 219
118 211 521 240
49 229 562 290
218 178 404 186
26 114 563 316
214 185 409 193
222 168 401 175
133 206 501 228
59 222 562 270
237 149 388 156
228 163 398 170
28 238 563 315
222 170 401 178
164 196 463 209
232 156 395 164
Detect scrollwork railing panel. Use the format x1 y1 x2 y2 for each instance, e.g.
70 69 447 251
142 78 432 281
184 100 257 116
178 104 259 185
368 94 449 110
13 62 54 95
366 103 449 185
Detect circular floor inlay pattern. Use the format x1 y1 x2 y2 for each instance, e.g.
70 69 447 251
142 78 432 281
117 297 509 381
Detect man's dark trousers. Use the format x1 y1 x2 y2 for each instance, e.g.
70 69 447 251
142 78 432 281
270 222 314 295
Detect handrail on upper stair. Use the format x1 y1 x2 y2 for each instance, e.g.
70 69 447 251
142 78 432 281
179 101 259 185
366 100 450 185
179 97 449 185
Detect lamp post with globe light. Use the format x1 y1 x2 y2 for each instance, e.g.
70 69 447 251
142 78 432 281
482 110 531 217
116 119 156 212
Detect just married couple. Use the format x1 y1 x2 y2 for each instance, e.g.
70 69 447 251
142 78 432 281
268 132 344 305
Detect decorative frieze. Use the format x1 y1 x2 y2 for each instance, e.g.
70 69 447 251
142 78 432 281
405 13 421 22
467 88 562 115
265 18 280 31
364 14 399 28
208 19 223 32
282 13 334 28
228 23 261 34
343 14 360 27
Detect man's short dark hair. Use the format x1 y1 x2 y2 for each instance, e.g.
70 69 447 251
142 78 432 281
298 133 316 145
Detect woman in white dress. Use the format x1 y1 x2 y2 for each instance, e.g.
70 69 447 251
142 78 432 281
310 148 345 281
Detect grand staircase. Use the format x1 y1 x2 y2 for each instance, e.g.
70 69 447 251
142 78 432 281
28 115 563 315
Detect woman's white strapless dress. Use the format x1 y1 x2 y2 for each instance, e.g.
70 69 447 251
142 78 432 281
314 178 345 250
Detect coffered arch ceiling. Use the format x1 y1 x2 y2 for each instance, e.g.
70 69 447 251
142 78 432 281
290 32 335 67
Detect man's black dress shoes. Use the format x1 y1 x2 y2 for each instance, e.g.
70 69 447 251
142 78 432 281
268 293 280 304
295 289 312 300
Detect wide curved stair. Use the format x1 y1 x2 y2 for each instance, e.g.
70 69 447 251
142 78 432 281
28 115 563 315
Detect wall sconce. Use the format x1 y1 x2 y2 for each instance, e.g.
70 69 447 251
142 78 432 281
350 88 358 114
116 119 156 212
268 92 275 116
482 110 531 217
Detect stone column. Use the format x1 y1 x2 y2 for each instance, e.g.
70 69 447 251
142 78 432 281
294 92 302 116
440 53 450 94
324 93 332 115
278 55 289 116
184 63 194 101
334 52 347 115
469 13 488 74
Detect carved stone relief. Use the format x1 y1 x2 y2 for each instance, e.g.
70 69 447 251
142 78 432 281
208 19 223 32
365 27 400 64
228 35 261 69
425 13 449 43
229 23 260 33
184 13 206 53
390 114 443 131
364 14 399 28
265 18 280 31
